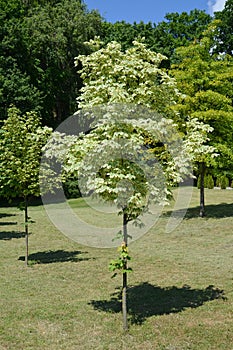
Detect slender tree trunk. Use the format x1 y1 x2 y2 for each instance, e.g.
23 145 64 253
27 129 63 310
199 162 205 218
122 212 128 331
24 196 29 266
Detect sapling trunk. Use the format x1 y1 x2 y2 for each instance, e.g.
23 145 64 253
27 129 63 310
122 211 128 331
199 162 205 217
24 196 29 266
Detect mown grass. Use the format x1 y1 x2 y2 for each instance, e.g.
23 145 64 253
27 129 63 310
0 187 232 350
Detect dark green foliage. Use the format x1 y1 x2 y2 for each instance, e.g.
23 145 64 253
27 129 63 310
154 10 212 62
100 21 138 51
0 0 231 147
100 10 212 64
20 0 102 126
0 57 43 121
214 0 233 55
0 0 102 126
63 176 81 199
0 0 42 123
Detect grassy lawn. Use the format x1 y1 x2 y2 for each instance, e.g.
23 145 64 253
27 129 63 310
0 187 232 350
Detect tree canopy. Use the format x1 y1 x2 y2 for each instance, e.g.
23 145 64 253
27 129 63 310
0 1 231 128
0 0 102 126
100 10 212 64
0 106 51 200
0 0 232 183
171 22 233 179
76 39 179 120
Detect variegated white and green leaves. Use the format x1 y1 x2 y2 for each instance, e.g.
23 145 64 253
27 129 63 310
40 103 214 246
76 40 180 120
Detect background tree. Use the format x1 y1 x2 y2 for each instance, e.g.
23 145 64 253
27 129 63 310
100 10 212 64
100 20 138 51
20 0 102 126
0 0 42 123
171 22 233 216
0 2 214 126
214 0 233 55
0 0 102 126
0 107 52 265
153 10 212 63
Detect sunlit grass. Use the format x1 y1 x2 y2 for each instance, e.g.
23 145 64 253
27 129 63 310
0 187 232 349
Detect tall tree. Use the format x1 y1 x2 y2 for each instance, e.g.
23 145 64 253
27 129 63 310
0 0 42 122
20 0 102 126
0 107 52 265
171 22 233 216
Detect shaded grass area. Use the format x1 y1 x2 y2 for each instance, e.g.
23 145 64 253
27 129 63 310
0 213 16 218
18 249 90 264
0 230 26 240
165 202 233 219
0 188 232 349
90 282 226 325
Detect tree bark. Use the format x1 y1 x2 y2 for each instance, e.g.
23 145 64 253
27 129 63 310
199 162 205 217
122 211 128 331
25 196 29 266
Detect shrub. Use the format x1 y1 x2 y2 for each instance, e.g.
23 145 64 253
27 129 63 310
63 177 81 199
219 175 229 189
206 174 214 189
197 174 214 189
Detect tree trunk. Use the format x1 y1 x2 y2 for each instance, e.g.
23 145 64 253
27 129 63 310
122 212 128 331
199 162 205 217
24 196 29 266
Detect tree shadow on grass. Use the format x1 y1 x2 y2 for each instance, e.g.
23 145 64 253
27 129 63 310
18 249 91 264
0 222 18 226
164 203 233 220
0 213 17 226
89 282 226 325
0 231 26 240
0 213 16 219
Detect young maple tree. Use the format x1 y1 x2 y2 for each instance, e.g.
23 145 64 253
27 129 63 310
0 106 52 265
40 38 216 330
65 39 217 330
62 103 213 330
